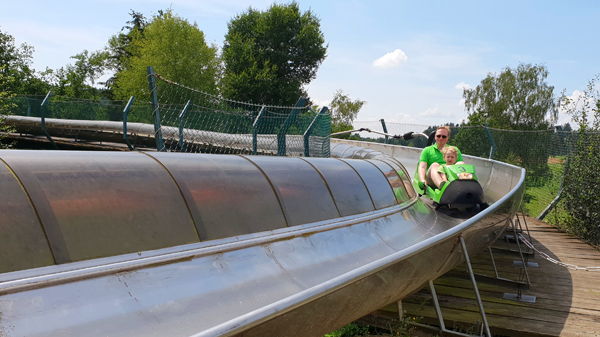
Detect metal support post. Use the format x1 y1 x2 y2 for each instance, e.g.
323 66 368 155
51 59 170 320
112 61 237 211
520 210 533 245
463 242 533 297
26 97 31 117
500 212 535 258
277 97 307 156
252 106 266 155
88 101 95 120
380 119 389 144
123 96 135 151
502 218 536 303
515 210 533 254
505 213 535 261
40 91 58 150
424 236 492 336
489 248 499 278
147 66 165 151
429 280 446 332
178 100 191 152
483 123 496 159
303 107 327 157
537 190 563 220
460 237 492 337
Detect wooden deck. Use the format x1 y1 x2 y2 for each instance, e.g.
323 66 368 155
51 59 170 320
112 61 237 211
364 217 600 336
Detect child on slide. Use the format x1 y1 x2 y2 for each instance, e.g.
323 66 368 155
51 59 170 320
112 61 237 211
437 146 458 189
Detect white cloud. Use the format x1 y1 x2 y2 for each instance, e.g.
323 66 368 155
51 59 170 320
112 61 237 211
455 82 471 90
395 113 417 123
419 107 439 117
561 90 586 108
458 98 466 107
313 100 331 110
556 89 586 127
373 49 408 68
419 107 453 117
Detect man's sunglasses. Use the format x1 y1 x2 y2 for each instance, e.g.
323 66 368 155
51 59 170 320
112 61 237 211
436 135 447 139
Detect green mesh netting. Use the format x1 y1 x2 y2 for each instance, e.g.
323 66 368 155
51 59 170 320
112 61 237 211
8 96 154 123
5 71 331 157
150 72 331 157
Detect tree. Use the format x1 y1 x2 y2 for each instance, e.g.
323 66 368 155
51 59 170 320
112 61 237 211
330 89 365 137
0 26 50 95
0 65 15 147
109 10 148 70
113 9 220 100
462 63 557 130
52 50 110 99
104 10 148 96
222 2 327 105
454 64 557 173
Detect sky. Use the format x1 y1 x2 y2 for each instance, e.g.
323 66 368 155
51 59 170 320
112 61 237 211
1 0 599 128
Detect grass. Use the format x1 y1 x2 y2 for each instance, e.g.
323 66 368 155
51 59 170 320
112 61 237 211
324 305 438 337
323 321 438 337
522 159 564 217
522 157 600 248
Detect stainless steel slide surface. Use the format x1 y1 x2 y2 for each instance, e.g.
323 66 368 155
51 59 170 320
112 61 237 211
0 140 524 337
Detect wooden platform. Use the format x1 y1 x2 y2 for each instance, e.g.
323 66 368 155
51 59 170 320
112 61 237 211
365 217 600 336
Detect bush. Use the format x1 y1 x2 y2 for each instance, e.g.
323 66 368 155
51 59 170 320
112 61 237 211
559 74 600 245
562 133 600 244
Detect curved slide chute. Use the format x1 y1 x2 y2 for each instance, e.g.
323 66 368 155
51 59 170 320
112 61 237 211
0 139 523 337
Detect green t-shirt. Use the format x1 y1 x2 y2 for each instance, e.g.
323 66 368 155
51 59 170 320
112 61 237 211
418 145 463 169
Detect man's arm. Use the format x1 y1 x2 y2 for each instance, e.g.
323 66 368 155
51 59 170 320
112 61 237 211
418 161 428 185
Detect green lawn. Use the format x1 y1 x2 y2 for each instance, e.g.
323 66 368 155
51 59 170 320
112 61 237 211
522 160 564 217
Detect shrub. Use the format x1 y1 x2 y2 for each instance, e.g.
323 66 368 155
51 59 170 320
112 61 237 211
559 74 600 245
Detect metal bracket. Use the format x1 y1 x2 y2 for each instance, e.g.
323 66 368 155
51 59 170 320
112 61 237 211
491 246 535 258
513 261 538 268
449 269 530 291
502 292 537 303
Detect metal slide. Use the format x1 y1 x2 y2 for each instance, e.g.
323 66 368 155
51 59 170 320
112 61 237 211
3 115 329 155
0 137 524 336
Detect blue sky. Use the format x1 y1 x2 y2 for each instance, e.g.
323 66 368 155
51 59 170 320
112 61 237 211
1 0 599 127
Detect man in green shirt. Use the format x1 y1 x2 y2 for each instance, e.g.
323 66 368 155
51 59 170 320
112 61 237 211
418 126 464 189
